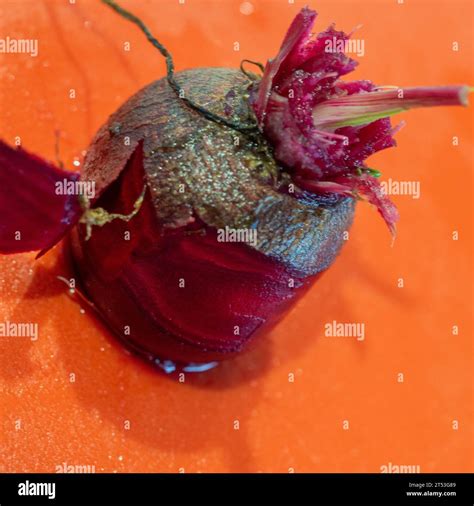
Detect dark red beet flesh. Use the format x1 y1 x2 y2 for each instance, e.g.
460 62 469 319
69 142 315 365
0 140 81 256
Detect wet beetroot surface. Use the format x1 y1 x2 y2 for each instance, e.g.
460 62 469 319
70 143 310 365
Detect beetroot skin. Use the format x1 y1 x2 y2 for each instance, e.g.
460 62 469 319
70 67 355 367
0 6 470 371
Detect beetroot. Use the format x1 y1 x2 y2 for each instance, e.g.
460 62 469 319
0 3 470 372
70 67 354 368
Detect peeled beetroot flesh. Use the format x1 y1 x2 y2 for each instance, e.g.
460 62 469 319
70 68 354 365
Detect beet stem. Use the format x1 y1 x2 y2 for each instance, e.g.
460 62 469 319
240 59 265 80
101 0 259 134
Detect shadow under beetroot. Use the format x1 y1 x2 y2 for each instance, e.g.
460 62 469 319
24 246 317 470
52 241 278 470
1 233 412 470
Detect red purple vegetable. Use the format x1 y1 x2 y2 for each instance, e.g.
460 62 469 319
0 3 470 372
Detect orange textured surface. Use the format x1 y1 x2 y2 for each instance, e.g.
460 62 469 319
0 0 472 473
